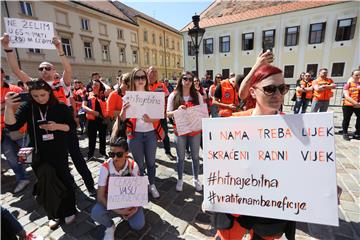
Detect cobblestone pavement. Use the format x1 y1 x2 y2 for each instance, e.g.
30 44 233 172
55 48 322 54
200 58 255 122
1 107 359 240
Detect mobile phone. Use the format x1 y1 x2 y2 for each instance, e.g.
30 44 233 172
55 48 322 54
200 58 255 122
37 119 48 125
263 42 273 53
14 92 30 103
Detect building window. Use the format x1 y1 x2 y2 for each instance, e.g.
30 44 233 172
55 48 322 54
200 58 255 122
102 44 110 61
29 48 40 54
160 54 164 66
171 40 175 49
242 33 254 51
306 64 318 78
222 69 230 79
262 29 275 49
285 26 299 47
177 41 180 51
284 65 295 78
309 22 326 44
84 42 92 59
132 50 138 64
131 33 137 43
331 62 345 77
145 51 150 65
119 47 126 62
159 36 163 46
166 38 169 48
243 67 252 77
81 18 90 31
117 29 124 40
20 1 33 16
152 33 156 45
61 38 72 56
187 41 195 56
203 38 213 54
219 36 230 53
144 30 148 42
336 18 357 41
153 52 157 66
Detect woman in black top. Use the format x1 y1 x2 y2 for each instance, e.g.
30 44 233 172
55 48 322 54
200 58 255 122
4 79 76 229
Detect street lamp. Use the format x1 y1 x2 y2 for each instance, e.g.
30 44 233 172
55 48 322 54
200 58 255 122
188 14 205 78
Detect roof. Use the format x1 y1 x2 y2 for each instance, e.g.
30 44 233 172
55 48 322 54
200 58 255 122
72 0 137 25
181 0 345 32
112 1 181 35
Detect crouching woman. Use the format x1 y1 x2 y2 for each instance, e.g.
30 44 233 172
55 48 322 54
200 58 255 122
91 137 145 240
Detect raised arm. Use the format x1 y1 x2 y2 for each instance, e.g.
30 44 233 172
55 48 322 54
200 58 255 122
53 37 72 86
238 51 274 100
1 33 31 82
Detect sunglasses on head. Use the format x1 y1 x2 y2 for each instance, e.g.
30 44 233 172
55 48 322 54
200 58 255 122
182 77 193 82
38 66 52 72
256 84 290 96
134 75 147 81
108 151 125 158
27 81 48 90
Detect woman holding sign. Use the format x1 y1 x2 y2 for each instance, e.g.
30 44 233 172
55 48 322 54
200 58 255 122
166 71 206 192
213 65 296 240
120 68 164 199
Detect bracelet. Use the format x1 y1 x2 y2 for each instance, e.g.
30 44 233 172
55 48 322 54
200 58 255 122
59 53 65 56
4 49 13 53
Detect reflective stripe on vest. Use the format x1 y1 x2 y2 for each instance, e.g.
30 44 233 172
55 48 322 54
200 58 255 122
86 96 107 120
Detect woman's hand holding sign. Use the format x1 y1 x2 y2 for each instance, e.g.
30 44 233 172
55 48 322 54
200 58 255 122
120 102 130 120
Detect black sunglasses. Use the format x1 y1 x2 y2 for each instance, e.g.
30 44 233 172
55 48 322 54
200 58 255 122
26 81 48 89
182 77 193 82
108 151 125 158
256 84 290 96
134 75 147 81
38 66 52 71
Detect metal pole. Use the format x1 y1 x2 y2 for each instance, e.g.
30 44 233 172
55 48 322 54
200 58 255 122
195 32 199 78
4 1 22 69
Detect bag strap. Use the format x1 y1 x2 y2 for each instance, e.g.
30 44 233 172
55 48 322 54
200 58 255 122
31 104 38 153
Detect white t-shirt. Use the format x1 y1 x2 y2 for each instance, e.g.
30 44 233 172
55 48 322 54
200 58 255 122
98 158 139 187
167 92 205 112
135 118 154 132
47 78 72 106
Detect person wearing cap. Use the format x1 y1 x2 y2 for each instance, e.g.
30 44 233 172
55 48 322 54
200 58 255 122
1 33 96 197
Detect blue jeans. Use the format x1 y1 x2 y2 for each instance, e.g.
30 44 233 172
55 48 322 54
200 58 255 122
91 203 145 230
128 131 157 185
311 100 330 112
175 134 201 180
1 132 28 182
210 105 219 118
294 98 310 114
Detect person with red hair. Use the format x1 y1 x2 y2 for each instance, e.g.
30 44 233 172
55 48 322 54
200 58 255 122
213 59 296 240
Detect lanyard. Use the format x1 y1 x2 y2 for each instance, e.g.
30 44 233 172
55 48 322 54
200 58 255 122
38 106 48 120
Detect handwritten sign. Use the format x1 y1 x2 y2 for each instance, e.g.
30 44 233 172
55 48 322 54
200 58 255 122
203 112 338 226
123 91 164 119
173 104 209 135
107 176 148 210
4 18 55 49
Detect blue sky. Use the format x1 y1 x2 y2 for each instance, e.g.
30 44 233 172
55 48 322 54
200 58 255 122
120 0 212 30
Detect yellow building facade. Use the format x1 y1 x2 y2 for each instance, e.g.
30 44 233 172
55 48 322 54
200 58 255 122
182 1 360 83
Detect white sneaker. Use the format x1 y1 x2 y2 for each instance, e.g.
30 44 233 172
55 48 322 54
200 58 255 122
194 179 203 191
103 225 115 240
14 179 30 193
149 184 160 198
176 179 183 192
65 214 76 224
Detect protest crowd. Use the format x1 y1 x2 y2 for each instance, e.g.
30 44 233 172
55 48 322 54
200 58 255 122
1 31 359 240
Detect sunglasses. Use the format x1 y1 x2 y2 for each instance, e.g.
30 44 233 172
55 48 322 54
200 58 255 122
256 84 290 96
182 77 193 82
134 75 147 81
38 66 52 72
27 81 48 89
108 151 125 158
194 80 200 83
216 76 222 79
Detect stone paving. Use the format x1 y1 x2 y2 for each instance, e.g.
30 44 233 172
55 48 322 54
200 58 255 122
1 106 359 240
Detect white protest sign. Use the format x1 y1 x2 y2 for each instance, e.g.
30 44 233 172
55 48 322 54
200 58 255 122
107 176 148 210
203 112 338 226
123 91 164 119
173 104 209 135
4 18 55 49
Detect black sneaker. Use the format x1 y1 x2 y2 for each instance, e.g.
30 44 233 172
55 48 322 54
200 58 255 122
343 134 350 141
166 152 176 161
186 151 191 159
354 134 360 140
88 188 97 198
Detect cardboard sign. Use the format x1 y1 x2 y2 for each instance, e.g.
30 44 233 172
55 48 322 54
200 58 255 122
202 112 338 226
173 104 209 135
4 17 55 49
107 176 148 210
123 91 164 119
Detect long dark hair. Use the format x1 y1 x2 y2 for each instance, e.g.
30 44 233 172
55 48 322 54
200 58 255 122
173 71 199 110
27 78 59 106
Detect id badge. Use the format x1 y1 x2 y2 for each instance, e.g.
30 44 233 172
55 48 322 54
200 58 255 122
42 133 54 141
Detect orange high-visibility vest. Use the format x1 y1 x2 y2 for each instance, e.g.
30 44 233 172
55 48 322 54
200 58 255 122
125 118 164 141
218 79 238 117
296 80 313 99
343 82 360 106
313 78 334 101
86 96 107 120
